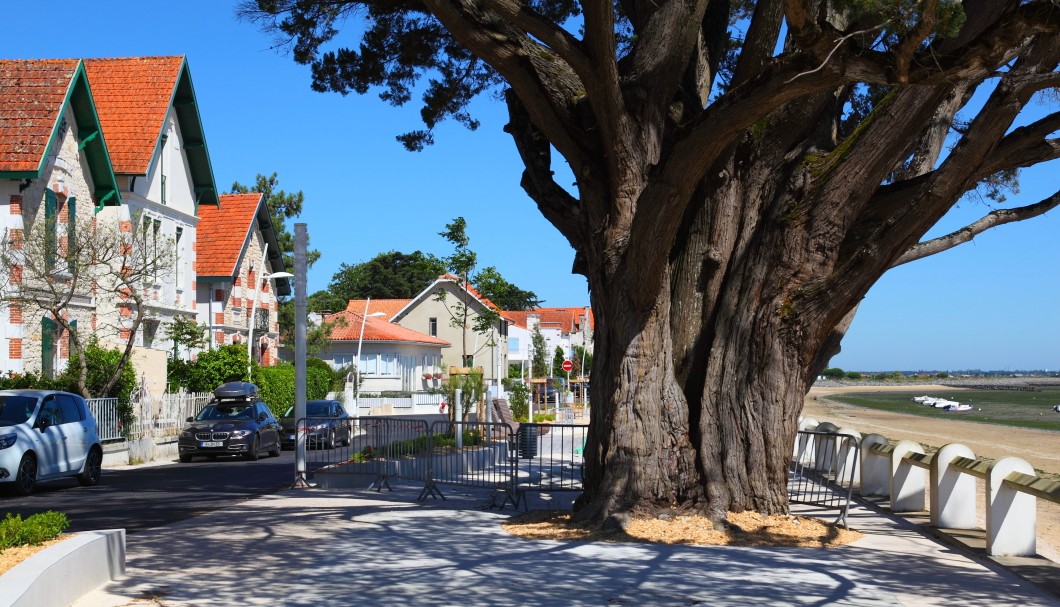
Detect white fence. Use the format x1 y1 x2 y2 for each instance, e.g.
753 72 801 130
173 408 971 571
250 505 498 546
799 417 1060 557
355 392 446 416
86 397 123 441
88 392 211 441
131 391 212 439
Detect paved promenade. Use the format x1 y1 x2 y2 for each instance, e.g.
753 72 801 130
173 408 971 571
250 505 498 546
77 484 1059 606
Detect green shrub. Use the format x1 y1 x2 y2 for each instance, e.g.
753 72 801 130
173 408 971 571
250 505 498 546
187 345 248 392
253 362 331 417
508 381 530 422
532 413 556 423
0 511 70 550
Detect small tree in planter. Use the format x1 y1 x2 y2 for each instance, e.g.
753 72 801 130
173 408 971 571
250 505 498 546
445 367 484 423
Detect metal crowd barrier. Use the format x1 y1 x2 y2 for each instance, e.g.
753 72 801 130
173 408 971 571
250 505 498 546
302 417 588 509
789 430 860 527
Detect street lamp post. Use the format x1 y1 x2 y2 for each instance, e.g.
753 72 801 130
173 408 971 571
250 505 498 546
353 297 385 421
247 242 293 381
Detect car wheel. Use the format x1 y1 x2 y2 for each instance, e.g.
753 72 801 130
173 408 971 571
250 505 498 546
341 429 351 447
179 454 193 463
268 437 281 458
245 435 260 461
326 430 336 450
78 447 103 486
14 453 37 496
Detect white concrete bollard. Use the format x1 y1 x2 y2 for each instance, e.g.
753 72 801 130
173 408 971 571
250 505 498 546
987 456 1037 557
813 422 839 473
834 428 861 486
860 434 890 497
794 418 819 463
891 440 926 512
931 443 977 530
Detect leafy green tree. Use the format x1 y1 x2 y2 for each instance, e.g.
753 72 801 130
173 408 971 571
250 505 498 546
845 372 863 381
186 345 249 393
244 1 1060 524
530 323 548 379
327 251 445 302
435 218 501 365
307 289 348 314
822 368 846 380
571 345 592 379
161 316 207 360
472 266 541 311
63 340 137 408
507 381 530 422
551 346 567 378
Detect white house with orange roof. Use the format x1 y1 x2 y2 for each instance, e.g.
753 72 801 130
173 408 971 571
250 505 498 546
346 274 510 391
0 59 123 377
85 56 220 359
196 192 290 366
318 305 449 393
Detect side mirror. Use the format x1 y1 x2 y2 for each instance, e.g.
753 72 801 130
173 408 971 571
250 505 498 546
37 418 50 431
258 413 268 422
186 416 195 422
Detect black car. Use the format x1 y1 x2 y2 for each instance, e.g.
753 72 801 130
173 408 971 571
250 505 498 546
177 382 282 462
279 400 353 450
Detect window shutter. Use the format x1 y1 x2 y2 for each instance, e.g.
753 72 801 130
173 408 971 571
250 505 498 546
67 197 76 270
41 317 56 378
44 190 57 272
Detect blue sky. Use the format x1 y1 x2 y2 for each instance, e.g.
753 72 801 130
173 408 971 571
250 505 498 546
4 2 1057 372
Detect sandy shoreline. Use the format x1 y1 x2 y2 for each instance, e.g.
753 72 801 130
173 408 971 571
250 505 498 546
802 383 1060 562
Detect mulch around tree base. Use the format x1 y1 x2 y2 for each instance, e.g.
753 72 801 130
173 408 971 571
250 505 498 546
502 510 862 548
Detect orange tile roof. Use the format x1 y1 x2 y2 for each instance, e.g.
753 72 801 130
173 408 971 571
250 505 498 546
0 59 80 173
83 56 183 174
325 310 449 346
502 307 594 332
196 193 262 278
344 299 412 321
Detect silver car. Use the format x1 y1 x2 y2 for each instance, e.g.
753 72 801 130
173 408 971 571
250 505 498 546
0 390 103 495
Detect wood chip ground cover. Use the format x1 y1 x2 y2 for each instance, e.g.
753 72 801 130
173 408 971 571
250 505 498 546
503 511 861 548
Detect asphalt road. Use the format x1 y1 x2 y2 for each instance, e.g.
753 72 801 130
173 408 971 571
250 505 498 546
0 450 302 533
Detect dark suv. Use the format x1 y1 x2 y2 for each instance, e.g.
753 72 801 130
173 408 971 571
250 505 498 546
177 382 282 462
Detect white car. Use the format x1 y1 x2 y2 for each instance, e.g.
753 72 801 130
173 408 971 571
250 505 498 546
0 390 103 495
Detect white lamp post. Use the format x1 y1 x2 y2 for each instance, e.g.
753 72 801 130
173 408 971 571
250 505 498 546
353 297 386 416
247 243 292 381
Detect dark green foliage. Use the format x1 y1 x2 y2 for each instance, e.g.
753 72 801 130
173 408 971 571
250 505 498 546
64 341 137 409
253 360 332 417
326 250 445 301
473 266 542 310
507 381 530 422
308 289 348 314
446 371 484 420
845 371 864 380
531 324 548 378
551 346 567 377
0 511 70 550
185 345 249 392
822 367 846 380
571 345 592 379
161 316 207 355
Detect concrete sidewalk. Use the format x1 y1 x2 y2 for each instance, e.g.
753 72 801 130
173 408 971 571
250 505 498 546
76 485 1059 607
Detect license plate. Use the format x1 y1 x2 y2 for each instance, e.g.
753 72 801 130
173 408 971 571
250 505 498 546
200 441 223 448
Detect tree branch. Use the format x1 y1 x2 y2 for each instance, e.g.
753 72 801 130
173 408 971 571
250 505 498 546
894 189 1060 266
892 0 939 83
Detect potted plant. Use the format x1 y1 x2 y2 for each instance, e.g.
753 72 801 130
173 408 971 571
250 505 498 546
433 372 444 379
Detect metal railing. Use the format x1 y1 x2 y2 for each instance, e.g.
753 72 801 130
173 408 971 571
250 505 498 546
307 417 586 509
86 397 123 441
789 430 860 527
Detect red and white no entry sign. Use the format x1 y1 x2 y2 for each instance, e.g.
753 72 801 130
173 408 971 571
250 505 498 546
562 359 573 372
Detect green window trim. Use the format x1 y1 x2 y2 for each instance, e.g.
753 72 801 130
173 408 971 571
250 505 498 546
42 317 56 379
44 190 57 273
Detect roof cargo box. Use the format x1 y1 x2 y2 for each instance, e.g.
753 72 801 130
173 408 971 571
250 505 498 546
213 381 259 400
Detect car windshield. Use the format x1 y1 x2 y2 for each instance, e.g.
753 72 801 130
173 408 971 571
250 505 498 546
0 395 39 425
307 402 331 416
195 404 255 421
282 403 332 417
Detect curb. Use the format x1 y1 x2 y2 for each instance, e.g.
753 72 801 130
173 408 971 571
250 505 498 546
0 529 126 607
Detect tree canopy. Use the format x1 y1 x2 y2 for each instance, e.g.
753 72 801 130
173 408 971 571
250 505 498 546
245 0 1060 526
